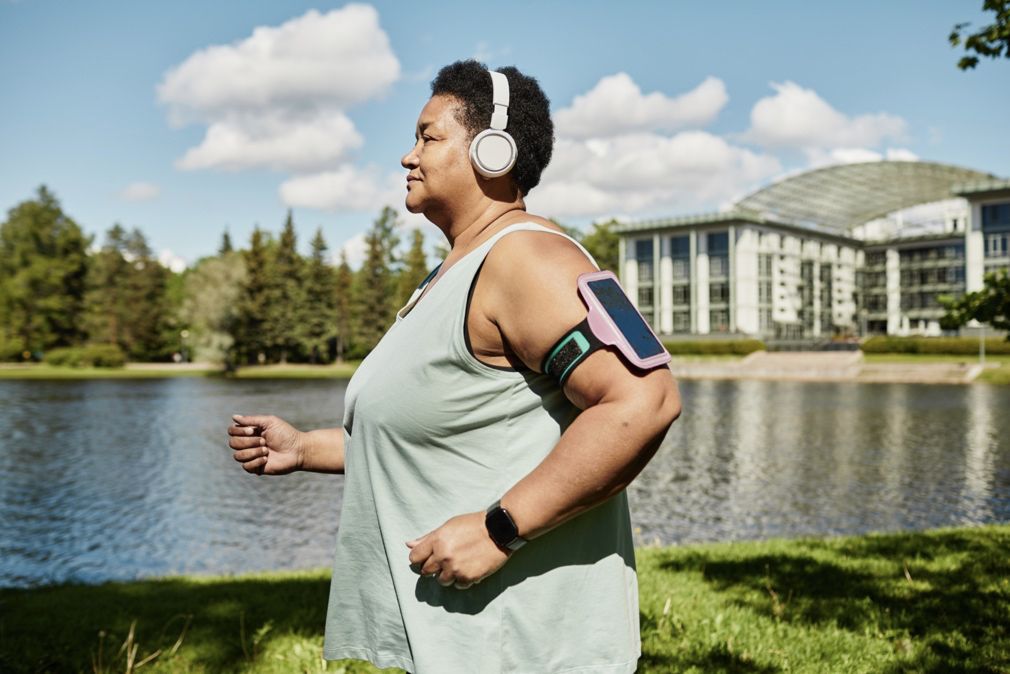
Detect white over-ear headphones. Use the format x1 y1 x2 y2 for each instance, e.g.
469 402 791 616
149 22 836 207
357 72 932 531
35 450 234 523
469 70 518 178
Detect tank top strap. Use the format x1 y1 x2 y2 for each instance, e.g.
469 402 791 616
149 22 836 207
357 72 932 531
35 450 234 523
471 222 600 271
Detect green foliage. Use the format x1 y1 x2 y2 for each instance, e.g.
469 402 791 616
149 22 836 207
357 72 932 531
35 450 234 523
662 339 765 355
234 228 273 364
333 250 354 362
82 225 173 361
266 211 308 363
180 252 247 364
352 207 400 355
580 219 620 272
939 268 1010 335
861 335 1010 355
219 228 233 255
950 0 1010 69
396 228 430 309
43 344 126 368
303 228 339 363
0 185 90 355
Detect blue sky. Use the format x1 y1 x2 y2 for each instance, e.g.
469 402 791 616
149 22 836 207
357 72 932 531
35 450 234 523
1 0 1007 270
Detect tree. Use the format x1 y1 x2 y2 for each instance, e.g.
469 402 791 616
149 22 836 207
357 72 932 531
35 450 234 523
219 228 233 255
82 224 172 360
0 186 90 357
950 0 1010 69
396 228 430 309
580 219 620 273
180 252 247 364
333 249 354 362
234 227 273 364
940 269 1010 336
266 211 306 363
353 207 400 353
303 228 338 363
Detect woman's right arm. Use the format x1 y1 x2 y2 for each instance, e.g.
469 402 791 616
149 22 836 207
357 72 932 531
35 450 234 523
229 414 345 475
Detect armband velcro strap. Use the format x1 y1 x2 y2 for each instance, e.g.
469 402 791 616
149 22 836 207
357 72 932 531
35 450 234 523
541 317 605 387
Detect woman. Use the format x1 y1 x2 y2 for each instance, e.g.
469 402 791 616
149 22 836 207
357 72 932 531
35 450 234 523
227 60 681 673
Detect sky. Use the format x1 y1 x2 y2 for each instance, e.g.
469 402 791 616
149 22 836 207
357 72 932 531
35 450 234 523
1 0 1007 271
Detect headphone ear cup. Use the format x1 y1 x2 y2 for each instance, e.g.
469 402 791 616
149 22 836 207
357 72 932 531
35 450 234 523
469 129 517 178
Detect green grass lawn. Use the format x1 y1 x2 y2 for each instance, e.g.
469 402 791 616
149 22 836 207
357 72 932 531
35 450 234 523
3 525 1007 673
0 362 360 380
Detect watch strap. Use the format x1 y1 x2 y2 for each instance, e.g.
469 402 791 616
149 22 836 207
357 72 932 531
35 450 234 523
485 499 527 552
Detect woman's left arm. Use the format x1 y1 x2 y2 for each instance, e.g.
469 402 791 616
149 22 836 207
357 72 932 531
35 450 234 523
407 232 681 586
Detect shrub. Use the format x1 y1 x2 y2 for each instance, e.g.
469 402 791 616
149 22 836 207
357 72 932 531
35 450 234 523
662 339 765 355
861 336 1010 355
43 344 126 368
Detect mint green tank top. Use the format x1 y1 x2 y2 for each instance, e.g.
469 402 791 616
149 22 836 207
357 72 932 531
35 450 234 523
322 223 640 674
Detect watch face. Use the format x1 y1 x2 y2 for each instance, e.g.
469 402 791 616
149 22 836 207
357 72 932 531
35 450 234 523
486 507 518 546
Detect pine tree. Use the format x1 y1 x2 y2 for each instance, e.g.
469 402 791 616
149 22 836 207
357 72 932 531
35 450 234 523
334 249 354 362
0 186 90 356
83 224 130 348
396 228 430 309
267 210 306 363
235 227 272 364
304 228 338 363
353 208 400 353
219 229 233 255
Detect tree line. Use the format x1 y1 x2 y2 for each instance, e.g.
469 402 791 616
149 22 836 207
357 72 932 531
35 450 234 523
0 186 620 366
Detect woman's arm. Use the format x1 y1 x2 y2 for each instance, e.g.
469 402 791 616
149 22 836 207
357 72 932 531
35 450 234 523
229 415 346 475
406 231 680 587
299 427 347 474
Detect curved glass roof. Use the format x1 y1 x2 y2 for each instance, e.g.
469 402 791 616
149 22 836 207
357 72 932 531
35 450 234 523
733 161 997 232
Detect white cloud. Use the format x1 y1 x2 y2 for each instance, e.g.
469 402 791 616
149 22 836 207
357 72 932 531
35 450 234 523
119 182 160 201
885 147 919 161
176 111 362 172
158 5 398 172
279 166 400 211
554 74 728 139
528 131 781 218
158 249 188 273
742 81 906 152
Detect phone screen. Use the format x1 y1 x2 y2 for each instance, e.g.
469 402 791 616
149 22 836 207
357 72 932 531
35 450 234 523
587 278 665 359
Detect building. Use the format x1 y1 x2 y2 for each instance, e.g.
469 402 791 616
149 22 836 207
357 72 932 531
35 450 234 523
614 161 1010 339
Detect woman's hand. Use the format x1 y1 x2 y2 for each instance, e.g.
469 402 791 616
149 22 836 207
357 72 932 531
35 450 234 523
406 512 510 589
227 414 305 476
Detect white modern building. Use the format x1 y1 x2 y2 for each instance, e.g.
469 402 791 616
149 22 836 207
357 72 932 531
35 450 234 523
615 161 1010 339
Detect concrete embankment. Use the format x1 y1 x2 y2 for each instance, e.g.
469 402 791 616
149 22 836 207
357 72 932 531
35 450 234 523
669 351 986 384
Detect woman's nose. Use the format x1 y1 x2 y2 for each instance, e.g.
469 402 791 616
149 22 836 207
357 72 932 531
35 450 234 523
401 143 420 169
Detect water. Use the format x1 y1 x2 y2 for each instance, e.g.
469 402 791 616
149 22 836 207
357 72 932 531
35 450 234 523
1 378 1007 589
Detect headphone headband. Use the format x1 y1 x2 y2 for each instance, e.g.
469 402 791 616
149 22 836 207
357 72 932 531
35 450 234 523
489 70 510 130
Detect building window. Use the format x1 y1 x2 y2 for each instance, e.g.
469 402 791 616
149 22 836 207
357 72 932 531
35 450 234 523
673 311 690 334
635 239 654 284
982 202 1010 231
709 308 729 333
672 285 690 305
709 282 729 304
637 287 654 308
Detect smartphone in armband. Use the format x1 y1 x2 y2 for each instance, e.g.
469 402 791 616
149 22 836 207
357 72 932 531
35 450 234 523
543 270 671 386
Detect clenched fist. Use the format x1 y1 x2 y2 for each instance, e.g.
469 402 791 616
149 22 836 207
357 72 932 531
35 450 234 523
227 414 305 476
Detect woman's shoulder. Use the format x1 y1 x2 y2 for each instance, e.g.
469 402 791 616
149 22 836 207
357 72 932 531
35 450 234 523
486 215 596 283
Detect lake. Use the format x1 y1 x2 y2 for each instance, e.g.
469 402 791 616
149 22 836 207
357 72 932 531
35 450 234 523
1 377 1007 588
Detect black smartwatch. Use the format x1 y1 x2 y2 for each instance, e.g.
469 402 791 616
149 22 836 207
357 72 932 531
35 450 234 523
485 500 527 552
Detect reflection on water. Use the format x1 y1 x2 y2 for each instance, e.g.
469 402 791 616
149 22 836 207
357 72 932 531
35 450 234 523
628 379 1010 546
1 378 1008 588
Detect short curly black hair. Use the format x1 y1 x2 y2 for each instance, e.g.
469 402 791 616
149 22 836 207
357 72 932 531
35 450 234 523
430 59 554 195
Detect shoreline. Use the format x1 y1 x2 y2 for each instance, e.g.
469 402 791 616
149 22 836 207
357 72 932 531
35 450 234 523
1 353 1008 383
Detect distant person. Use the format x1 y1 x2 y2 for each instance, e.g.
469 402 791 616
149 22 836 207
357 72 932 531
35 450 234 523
227 59 681 674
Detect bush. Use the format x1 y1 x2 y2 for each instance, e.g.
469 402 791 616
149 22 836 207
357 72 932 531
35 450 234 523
0 336 27 362
861 336 1010 355
43 344 127 368
661 339 765 355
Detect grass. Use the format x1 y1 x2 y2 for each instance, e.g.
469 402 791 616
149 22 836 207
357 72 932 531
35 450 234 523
0 362 360 381
2 525 1007 673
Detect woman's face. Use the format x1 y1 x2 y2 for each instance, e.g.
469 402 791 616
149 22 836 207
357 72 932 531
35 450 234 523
401 94 477 216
